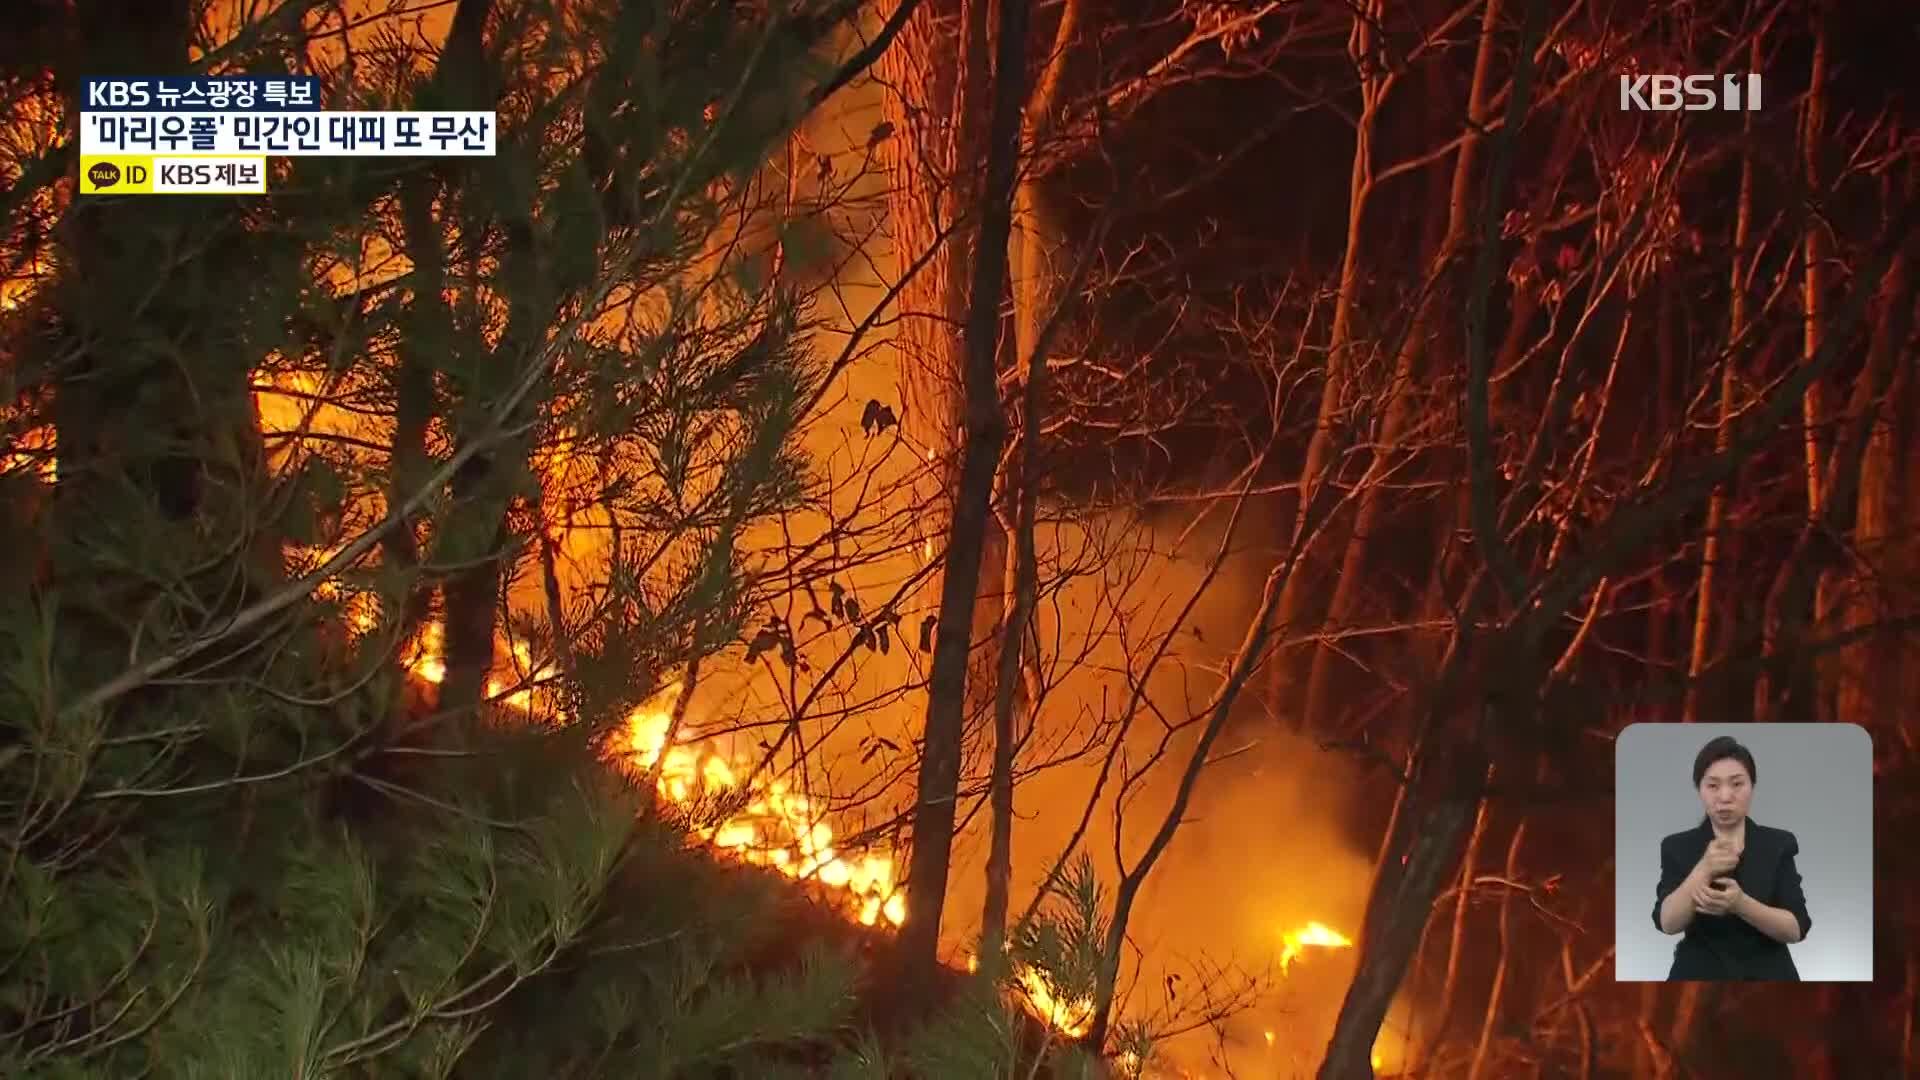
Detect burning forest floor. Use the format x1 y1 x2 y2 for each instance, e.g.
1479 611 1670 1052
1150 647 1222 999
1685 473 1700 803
352 668 1129 1077
359 643 1390 1078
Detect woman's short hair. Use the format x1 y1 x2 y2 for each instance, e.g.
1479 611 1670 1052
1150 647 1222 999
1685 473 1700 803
1693 735 1757 786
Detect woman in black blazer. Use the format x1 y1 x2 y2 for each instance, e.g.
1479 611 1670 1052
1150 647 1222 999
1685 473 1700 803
1652 735 1813 981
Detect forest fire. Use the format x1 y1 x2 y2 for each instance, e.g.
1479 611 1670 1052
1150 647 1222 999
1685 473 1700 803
390 616 911 928
1018 968 1094 1038
613 699 909 928
392 608 1136 1044
964 915 1362 1049
254 357 911 927
5 0 1913 1073
1279 921 1354 973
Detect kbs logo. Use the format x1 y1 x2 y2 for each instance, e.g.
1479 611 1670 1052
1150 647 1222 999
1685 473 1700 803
85 79 152 109
1620 73 1762 112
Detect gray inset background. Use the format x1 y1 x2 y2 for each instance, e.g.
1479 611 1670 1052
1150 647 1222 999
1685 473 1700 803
1614 722 1873 982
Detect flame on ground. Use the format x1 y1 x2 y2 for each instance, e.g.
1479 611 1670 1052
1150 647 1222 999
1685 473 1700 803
612 700 908 928
1276 923 1383 1072
406 617 909 928
291 577 912 931
1279 921 1353 974
958 917 1365 1051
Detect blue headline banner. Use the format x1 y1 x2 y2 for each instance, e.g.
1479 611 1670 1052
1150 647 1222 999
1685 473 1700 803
83 76 321 112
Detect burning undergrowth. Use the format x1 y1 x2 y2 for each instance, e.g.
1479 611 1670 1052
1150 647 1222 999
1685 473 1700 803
220 74 1418 1067
897 498 1423 1076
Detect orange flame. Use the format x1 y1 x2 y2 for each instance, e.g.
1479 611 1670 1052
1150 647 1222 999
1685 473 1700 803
1278 921 1353 974
611 693 906 927
1 424 56 482
1018 967 1094 1038
1277 923 1382 1071
376 613 908 928
965 952 1095 1040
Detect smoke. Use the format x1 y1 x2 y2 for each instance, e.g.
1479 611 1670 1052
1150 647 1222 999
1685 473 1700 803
561 23 1418 1071
238 6 1424 1071
910 494 1398 1074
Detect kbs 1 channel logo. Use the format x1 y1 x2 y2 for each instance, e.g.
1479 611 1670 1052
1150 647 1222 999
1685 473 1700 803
1619 72 1763 113
78 75 496 196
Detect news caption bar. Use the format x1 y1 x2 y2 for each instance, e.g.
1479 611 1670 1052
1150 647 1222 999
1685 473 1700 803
82 113 495 157
83 76 323 112
79 76 495 195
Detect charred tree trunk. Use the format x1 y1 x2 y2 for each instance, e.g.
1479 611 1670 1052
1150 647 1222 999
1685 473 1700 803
1319 703 1489 1079
877 0 1010 967
438 457 515 717
390 178 450 644
897 0 1028 996
413 0 519 722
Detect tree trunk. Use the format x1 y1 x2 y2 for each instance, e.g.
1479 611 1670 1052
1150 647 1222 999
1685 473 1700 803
1466 820 1524 1080
1798 23 1831 521
398 0 498 718
879 0 983 513
1755 20 1833 721
438 462 515 717
1420 789 1489 1062
1319 2 1547 1064
979 496 1027 960
434 252 541 719
1647 282 1679 720
980 0 1085 962
1669 984 1707 1073
1757 225 1908 725
1683 42 1761 724
1633 983 1661 1077
1832 167 1917 729
897 0 1028 995
1318 721 1486 1079
877 0 1014 968
1267 0 1383 726
390 177 450 642
1904 949 1917 1069
1300 0 1507 732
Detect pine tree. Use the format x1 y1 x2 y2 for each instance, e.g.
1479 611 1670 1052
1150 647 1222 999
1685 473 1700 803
0 1 1054 1075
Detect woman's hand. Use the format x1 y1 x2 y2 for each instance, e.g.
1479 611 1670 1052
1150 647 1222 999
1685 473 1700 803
1697 837 1739 878
1694 877 1746 916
